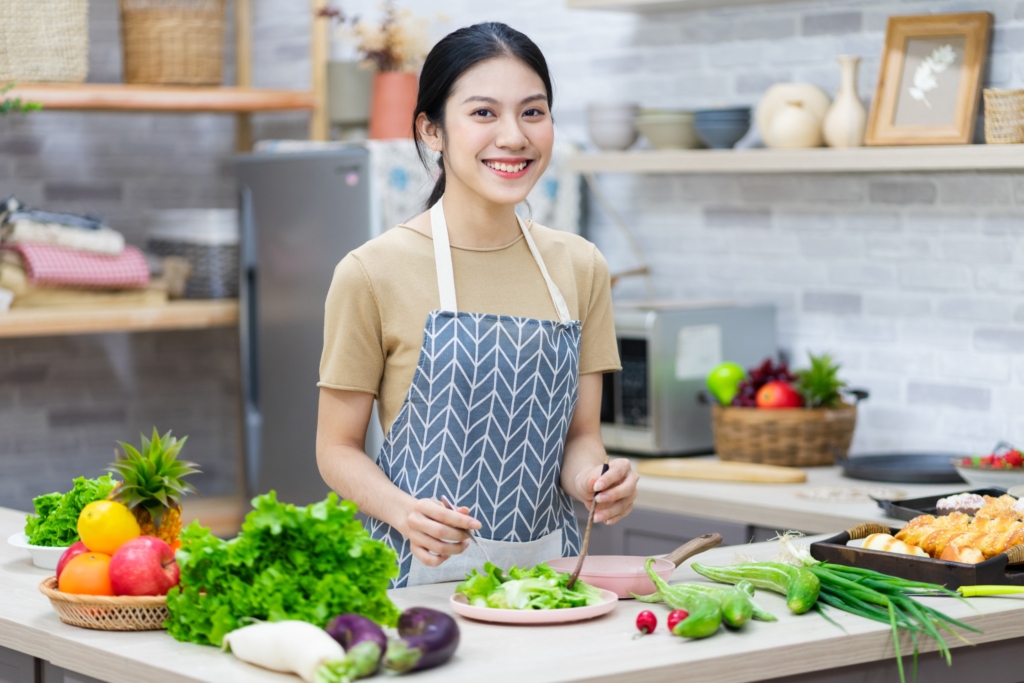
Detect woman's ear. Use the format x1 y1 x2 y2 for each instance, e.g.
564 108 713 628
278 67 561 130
416 113 443 153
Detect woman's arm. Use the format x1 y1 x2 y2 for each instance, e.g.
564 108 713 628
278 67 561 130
316 387 479 566
560 373 638 525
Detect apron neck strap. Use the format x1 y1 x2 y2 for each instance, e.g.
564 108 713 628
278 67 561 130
430 197 573 324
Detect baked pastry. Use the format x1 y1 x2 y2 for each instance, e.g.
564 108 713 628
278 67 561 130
895 513 1024 559
1013 498 1024 516
862 533 928 557
939 543 985 564
936 493 985 516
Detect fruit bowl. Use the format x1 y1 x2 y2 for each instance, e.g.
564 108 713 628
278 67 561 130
952 465 1024 491
38 576 169 631
7 533 69 570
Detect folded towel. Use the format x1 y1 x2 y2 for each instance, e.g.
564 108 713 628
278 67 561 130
3 243 149 289
1 196 106 232
2 219 125 255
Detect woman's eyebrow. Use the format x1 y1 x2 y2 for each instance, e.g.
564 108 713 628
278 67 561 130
461 93 547 105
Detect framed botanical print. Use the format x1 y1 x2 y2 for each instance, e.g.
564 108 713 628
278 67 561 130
866 12 992 146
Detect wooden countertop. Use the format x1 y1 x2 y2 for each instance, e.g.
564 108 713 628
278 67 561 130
3 506 1024 683
633 458 966 532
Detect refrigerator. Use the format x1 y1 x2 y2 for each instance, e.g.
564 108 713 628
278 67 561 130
236 148 383 505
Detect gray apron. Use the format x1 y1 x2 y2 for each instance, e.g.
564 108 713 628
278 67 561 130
366 197 583 587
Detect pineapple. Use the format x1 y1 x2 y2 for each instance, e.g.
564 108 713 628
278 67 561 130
108 428 201 545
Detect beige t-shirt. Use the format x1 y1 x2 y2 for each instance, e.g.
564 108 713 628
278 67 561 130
318 221 621 434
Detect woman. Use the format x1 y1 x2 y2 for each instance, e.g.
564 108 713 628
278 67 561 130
316 22 638 588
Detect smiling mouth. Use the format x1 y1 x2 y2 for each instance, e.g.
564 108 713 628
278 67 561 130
483 159 532 174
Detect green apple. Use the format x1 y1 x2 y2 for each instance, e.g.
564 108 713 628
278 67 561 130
706 362 746 405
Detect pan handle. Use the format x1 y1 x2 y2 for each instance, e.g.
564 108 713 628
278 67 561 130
846 522 891 540
664 533 723 567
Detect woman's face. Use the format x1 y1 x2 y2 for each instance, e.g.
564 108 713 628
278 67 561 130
423 57 554 207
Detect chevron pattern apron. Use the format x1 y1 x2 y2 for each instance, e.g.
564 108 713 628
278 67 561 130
366 197 583 587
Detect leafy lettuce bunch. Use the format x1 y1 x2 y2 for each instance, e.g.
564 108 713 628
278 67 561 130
24 475 117 546
166 491 399 646
456 562 603 610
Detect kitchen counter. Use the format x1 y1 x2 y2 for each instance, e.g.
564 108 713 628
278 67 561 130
632 459 966 533
3 506 1024 683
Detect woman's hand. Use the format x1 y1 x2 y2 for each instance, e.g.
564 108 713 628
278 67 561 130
402 499 481 567
577 458 638 525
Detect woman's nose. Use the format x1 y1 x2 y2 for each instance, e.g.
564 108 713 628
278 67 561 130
495 116 528 150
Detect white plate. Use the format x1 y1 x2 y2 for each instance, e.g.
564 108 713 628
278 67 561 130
449 589 618 625
7 532 69 570
953 466 1024 491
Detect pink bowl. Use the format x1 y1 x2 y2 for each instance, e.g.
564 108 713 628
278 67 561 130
545 556 676 599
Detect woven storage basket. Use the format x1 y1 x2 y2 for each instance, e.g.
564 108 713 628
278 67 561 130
0 0 89 83
39 576 169 631
120 0 226 85
983 89 1024 144
711 403 858 467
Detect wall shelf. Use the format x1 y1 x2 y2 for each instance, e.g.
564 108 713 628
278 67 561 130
567 0 804 12
0 300 239 339
8 83 315 114
566 145 1024 174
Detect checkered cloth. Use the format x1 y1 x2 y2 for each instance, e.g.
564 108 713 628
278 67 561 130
3 243 149 289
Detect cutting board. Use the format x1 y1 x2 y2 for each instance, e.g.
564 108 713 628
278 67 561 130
637 459 807 484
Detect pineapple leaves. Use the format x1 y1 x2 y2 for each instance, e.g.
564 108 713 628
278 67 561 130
795 353 846 408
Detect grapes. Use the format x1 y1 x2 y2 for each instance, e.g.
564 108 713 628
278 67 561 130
730 356 795 407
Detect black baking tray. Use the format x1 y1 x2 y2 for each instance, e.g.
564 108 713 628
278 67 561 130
839 453 967 484
874 488 1010 522
810 524 1024 589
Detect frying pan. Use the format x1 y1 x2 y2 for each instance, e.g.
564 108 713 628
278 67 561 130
546 533 723 599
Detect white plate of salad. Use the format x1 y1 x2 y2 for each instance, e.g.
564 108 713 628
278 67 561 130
450 562 618 624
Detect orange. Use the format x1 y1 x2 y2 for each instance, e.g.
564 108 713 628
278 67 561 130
58 552 114 596
77 500 140 554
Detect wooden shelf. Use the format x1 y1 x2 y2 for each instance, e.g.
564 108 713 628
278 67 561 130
567 0 804 12
567 145 1024 174
0 300 239 338
8 83 315 113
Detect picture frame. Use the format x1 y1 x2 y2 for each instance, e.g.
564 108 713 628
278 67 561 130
866 12 992 146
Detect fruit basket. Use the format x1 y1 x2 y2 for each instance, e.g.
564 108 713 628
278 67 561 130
39 576 169 631
711 400 860 467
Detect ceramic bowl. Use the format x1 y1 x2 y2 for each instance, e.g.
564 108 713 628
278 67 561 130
695 106 752 120
7 532 68 570
635 113 699 149
588 120 639 151
953 465 1024 491
694 119 751 149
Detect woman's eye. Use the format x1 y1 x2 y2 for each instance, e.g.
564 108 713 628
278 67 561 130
524 108 546 117
472 109 495 118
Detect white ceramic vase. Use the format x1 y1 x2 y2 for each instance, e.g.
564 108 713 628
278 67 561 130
822 56 867 148
768 101 822 148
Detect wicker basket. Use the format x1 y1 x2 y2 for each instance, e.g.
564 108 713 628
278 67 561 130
120 0 226 85
983 89 1024 145
39 576 169 631
711 403 858 467
0 0 89 83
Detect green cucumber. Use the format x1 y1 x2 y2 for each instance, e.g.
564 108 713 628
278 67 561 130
641 559 722 638
691 562 820 615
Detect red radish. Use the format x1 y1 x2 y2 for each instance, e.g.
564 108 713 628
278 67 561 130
634 610 657 638
56 541 89 580
756 381 803 409
667 609 689 631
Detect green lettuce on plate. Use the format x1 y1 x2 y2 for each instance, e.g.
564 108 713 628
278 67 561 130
456 562 604 610
24 475 118 546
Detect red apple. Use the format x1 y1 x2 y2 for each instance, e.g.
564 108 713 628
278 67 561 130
108 536 180 596
56 541 89 580
756 381 803 409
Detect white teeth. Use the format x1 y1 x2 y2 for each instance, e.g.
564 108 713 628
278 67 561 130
486 161 528 173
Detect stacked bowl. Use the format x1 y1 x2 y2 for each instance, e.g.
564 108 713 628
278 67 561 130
587 103 639 151
694 107 752 149
634 109 699 150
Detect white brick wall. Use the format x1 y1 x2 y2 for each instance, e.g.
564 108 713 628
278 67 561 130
1 0 1022 494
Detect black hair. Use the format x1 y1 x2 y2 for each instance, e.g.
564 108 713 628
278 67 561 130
413 22 553 209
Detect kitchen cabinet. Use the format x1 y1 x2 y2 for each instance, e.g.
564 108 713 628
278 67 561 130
573 501 796 556
0 646 34 683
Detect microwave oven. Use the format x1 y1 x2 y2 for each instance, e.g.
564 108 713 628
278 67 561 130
600 301 777 456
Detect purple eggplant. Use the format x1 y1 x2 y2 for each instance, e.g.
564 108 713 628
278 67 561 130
383 607 460 673
325 614 387 679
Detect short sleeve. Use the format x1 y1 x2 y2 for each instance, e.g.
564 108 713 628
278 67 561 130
579 247 621 375
318 254 385 395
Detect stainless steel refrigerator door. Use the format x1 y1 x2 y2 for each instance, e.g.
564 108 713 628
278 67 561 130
236 148 373 506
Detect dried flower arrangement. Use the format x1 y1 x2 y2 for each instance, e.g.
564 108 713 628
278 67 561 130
318 1 431 74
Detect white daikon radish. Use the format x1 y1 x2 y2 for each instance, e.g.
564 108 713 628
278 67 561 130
222 620 345 682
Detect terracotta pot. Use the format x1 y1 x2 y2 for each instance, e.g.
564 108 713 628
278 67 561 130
368 71 418 140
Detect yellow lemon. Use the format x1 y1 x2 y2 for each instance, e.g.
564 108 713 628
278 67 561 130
77 500 140 554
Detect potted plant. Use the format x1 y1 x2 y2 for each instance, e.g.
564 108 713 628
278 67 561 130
704 353 868 467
